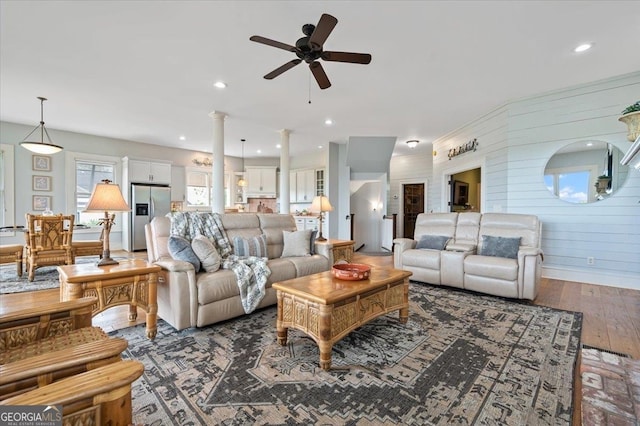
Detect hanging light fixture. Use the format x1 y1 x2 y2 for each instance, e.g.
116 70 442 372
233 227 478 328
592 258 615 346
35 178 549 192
19 97 64 155
237 139 247 187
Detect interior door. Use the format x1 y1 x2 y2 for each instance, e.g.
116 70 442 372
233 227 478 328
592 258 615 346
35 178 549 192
403 183 424 238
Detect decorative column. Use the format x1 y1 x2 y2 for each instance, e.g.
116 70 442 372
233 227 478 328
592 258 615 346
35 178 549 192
209 111 226 213
279 129 291 214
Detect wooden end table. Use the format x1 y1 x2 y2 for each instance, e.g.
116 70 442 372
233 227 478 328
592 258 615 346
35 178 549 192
272 267 411 370
314 239 355 264
58 259 160 339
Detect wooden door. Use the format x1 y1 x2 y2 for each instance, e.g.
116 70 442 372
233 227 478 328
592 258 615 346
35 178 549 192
403 184 424 238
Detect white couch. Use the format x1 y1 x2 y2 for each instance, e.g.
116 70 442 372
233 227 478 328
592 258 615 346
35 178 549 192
393 212 543 300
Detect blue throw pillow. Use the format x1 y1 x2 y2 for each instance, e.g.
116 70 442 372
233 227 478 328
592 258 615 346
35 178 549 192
479 235 521 259
168 235 201 271
416 235 450 250
233 234 268 258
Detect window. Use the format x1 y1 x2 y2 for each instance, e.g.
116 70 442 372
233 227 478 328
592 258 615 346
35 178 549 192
0 144 15 228
186 170 211 207
65 151 122 229
76 160 116 225
544 165 597 204
185 168 230 209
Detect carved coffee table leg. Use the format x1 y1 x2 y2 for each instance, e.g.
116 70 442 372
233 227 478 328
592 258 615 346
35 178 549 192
128 304 138 321
146 273 158 340
318 304 333 370
276 290 288 345
277 327 288 345
399 306 409 324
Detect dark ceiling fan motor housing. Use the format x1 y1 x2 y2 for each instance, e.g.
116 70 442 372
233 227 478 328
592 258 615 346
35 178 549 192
250 14 372 89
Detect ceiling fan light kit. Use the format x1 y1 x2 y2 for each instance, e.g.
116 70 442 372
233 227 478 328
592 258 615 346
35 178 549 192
250 13 371 90
407 140 419 149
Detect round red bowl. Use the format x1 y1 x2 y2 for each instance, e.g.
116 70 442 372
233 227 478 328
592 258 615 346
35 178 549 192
331 263 371 281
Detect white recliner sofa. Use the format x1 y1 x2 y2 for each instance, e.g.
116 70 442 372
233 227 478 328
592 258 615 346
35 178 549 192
393 212 543 300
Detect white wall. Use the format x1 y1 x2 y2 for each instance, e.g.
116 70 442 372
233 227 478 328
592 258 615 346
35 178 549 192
0 121 244 248
428 71 640 288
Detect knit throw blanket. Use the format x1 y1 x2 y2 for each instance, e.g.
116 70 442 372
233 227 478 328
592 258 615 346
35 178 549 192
167 212 270 313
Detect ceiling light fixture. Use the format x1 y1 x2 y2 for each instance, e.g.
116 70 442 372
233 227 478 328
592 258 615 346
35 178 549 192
573 43 592 53
324 119 333 125
276 144 282 149
406 140 419 149
237 139 247 187
214 81 227 89
19 97 63 155
179 136 186 141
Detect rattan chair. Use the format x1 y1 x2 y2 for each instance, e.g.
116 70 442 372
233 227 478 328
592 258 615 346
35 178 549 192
72 217 110 262
24 213 74 281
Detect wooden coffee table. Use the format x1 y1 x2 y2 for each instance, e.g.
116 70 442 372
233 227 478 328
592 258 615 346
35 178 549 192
272 267 412 370
58 259 160 339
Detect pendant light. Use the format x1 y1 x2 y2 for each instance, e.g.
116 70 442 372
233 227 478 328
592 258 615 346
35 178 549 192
237 139 247 187
19 97 64 155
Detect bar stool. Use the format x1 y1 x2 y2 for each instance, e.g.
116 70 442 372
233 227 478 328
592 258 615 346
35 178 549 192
0 245 23 277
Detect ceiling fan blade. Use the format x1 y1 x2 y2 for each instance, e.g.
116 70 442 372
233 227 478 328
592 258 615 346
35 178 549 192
250 35 297 52
309 13 338 50
322 51 372 64
264 59 302 80
309 62 331 90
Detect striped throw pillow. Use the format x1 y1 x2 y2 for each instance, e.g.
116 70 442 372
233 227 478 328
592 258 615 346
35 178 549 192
233 234 268 258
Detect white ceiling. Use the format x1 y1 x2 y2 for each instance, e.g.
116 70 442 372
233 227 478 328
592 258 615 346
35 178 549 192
1 1 639 159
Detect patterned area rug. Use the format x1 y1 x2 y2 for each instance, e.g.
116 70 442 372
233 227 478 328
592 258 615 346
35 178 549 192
0 257 112 294
112 283 582 425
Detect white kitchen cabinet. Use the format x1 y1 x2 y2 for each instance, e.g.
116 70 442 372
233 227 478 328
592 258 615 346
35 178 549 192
125 158 172 184
233 172 247 204
245 166 277 197
290 169 316 203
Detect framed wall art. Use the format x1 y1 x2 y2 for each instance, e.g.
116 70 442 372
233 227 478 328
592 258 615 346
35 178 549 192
32 155 51 171
32 195 52 211
32 175 52 191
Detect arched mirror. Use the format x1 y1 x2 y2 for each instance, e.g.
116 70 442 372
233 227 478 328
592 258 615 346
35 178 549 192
544 140 628 203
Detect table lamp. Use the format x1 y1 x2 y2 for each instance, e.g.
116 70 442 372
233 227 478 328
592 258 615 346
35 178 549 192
311 195 333 241
84 179 130 266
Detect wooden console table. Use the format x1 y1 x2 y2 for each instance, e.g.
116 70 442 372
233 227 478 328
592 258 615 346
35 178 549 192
58 259 160 339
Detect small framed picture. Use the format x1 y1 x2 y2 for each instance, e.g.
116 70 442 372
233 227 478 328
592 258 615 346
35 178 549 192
33 195 52 211
32 155 51 171
32 175 52 191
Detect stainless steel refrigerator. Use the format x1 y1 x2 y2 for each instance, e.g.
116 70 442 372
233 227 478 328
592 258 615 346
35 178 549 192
130 183 171 251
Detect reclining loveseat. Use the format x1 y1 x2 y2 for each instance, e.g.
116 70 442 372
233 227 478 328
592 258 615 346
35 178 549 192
393 212 543 300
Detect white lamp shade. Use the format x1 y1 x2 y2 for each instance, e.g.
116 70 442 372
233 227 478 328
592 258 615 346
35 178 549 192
84 182 130 212
311 195 333 213
20 141 63 155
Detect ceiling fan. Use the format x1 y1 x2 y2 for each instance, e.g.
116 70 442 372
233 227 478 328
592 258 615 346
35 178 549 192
250 13 372 90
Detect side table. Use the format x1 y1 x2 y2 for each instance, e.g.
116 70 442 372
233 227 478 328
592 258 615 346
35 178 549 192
58 259 160 339
315 239 355 264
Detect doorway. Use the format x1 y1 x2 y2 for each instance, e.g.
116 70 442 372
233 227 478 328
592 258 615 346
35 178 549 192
449 168 481 212
402 183 424 238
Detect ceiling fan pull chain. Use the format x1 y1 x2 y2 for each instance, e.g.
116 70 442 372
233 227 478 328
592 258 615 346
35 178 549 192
308 72 312 104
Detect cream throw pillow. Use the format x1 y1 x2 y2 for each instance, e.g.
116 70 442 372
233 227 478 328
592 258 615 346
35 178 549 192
281 229 313 258
191 235 222 272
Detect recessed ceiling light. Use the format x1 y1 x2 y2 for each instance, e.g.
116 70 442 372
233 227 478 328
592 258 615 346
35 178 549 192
324 119 333 125
586 142 593 147
276 144 282 149
256 149 262 154
214 81 227 89
318 145 323 149
573 43 592 53
179 136 186 141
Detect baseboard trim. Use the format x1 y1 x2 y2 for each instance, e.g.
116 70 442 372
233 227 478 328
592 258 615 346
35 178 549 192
542 266 640 290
